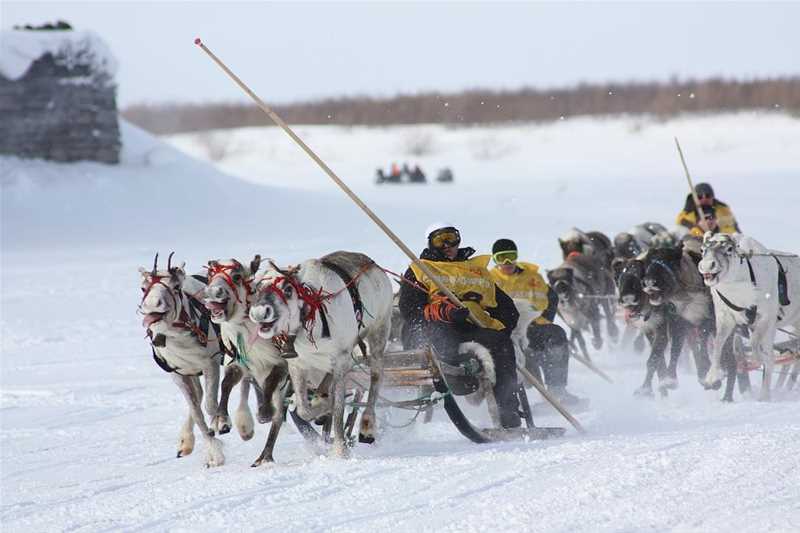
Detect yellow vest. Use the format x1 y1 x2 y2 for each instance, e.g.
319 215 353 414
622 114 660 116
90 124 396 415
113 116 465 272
676 204 738 237
410 255 505 331
490 262 552 325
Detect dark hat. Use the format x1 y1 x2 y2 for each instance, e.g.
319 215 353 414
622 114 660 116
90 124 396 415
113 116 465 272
695 182 714 197
492 238 517 255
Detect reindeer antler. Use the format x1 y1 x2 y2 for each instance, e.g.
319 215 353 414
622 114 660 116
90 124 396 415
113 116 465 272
267 259 287 275
267 259 300 277
167 251 175 271
250 254 262 276
152 253 159 275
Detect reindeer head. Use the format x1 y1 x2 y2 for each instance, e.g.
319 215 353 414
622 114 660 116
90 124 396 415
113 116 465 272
203 255 261 324
615 258 647 321
547 267 576 305
138 252 187 335
698 232 737 287
249 263 304 340
641 246 683 306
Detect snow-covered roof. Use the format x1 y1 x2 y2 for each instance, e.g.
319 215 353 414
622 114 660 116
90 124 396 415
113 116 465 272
0 28 117 81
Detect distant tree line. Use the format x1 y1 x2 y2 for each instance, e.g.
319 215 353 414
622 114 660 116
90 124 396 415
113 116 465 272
122 77 799 135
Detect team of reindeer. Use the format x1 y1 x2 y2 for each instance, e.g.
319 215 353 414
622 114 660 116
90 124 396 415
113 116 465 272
137 228 800 468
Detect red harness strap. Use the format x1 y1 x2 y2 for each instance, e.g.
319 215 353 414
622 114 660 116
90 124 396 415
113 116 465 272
207 262 252 304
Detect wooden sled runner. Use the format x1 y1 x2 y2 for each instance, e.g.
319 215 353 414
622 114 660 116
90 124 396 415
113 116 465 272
289 346 566 445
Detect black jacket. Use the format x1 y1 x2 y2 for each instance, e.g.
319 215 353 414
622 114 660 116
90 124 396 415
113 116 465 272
398 246 519 334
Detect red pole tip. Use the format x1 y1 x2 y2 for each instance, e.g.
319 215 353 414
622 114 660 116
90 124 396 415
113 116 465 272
194 38 202 45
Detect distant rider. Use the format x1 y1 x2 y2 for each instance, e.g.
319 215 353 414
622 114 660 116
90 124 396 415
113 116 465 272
676 182 740 237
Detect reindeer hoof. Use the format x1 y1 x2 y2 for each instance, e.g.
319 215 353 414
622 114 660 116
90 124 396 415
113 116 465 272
634 386 654 398
660 377 678 391
703 380 722 391
218 424 231 435
721 396 734 403
251 457 274 468
358 433 375 444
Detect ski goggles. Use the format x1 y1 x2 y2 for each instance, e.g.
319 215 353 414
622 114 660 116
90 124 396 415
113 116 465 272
429 228 461 249
492 250 518 265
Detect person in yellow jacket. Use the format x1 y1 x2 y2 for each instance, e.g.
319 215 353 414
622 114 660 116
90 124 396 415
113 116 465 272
398 223 522 429
489 238 582 405
676 182 741 238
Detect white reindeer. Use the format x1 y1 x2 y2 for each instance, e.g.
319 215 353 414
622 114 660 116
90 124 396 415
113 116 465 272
249 251 392 458
204 256 289 466
138 253 225 467
698 233 800 400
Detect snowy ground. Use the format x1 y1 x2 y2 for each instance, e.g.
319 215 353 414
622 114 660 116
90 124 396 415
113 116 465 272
2 112 799 532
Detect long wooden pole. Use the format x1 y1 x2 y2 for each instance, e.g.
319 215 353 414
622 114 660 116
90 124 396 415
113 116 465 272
674 137 706 224
195 38 583 434
570 351 614 384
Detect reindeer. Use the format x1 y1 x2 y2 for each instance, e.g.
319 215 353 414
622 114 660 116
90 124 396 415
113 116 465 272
548 256 608 360
138 253 225 467
614 257 675 397
699 233 800 401
204 256 290 466
558 228 619 348
249 251 392 458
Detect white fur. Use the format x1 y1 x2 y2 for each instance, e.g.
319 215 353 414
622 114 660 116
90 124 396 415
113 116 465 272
250 252 393 457
459 341 500 428
138 265 224 467
204 258 289 465
699 233 800 399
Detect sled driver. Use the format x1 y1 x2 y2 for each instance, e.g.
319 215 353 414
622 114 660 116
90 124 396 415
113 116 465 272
676 182 740 238
488 239 582 405
398 223 522 429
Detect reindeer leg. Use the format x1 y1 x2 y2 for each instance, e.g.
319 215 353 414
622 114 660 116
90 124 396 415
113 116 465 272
288 364 328 421
213 364 242 435
720 335 737 402
663 317 686 390
360 329 388 443
705 316 735 390
589 312 603 352
251 379 270 424
203 362 220 417
330 354 350 458
753 325 776 402
251 369 287 467
177 411 195 458
637 329 667 397
602 299 619 343
574 330 591 362
171 373 224 467
694 324 712 381
235 378 255 440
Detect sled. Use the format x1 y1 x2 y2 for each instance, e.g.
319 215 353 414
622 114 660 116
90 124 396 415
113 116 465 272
289 345 566 445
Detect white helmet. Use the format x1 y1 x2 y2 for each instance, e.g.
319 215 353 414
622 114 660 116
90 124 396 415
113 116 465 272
425 222 457 240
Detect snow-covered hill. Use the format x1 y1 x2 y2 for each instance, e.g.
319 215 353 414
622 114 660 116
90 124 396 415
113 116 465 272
2 113 799 532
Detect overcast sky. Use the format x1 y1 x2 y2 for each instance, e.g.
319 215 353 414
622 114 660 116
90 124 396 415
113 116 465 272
3 2 799 107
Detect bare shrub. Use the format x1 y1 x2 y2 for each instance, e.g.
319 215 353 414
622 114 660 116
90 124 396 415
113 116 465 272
404 131 437 157
471 136 517 160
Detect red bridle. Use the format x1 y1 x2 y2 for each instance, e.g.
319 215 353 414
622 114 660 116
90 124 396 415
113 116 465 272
140 274 178 310
207 262 252 304
258 275 327 331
